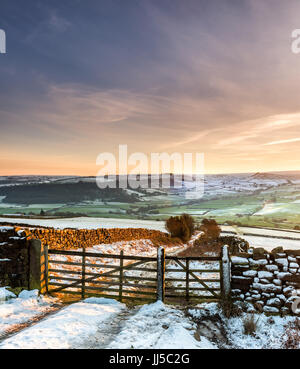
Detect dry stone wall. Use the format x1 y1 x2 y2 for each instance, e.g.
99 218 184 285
23 227 177 249
231 247 300 315
0 224 179 289
0 226 29 288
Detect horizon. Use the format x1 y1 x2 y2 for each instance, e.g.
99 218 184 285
1 1 300 175
1 169 300 178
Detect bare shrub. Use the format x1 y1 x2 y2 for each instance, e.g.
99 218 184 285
282 319 300 349
199 219 221 240
243 314 260 336
165 214 195 242
218 298 244 319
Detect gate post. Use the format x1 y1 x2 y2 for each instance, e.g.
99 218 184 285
157 247 165 302
29 239 47 293
220 245 231 301
81 247 86 300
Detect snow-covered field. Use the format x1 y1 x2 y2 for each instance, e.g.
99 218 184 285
234 234 300 251
2 216 300 250
222 225 300 239
0 216 166 232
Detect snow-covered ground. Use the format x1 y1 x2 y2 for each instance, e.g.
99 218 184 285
0 288 57 337
108 301 216 349
235 234 300 251
0 297 125 349
0 216 166 232
1 295 298 349
188 302 299 349
222 225 300 239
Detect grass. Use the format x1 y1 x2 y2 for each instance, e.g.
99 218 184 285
243 314 260 336
1 181 300 230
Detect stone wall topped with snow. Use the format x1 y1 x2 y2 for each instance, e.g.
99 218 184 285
0 226 29 288
231 247 300 315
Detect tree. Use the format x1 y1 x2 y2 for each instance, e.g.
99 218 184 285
40 209 45 216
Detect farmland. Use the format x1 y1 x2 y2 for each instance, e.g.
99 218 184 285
0 171 300 230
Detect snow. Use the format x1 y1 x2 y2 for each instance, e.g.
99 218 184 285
0 217 166 232
231 256 249 265
0 287 16 302
108 301 216 349
0 298 125 349
189 302 299 349
0 288 57 337
222 225 300 240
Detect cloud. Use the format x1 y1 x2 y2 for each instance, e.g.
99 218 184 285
263 137 300 146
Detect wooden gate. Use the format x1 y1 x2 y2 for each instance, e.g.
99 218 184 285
164 255 222 302
47 249 158 303
45 246 229 304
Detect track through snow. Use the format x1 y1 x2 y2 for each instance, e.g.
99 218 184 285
79 307 139 349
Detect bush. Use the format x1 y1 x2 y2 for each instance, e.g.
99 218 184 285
165 214 195 242
243 314 260 336
199 218 221 240
218 298 244 318
282 319 300 349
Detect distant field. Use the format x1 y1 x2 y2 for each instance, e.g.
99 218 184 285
0 172 300 230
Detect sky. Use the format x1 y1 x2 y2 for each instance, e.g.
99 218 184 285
0 0 300 175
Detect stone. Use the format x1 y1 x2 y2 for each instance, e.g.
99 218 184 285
275 258 289 268
277 272 291 280
262 292 271 298
243 270 257 277
276 253 287 258
281 307 289 316
253 247 266 256
271 247 283 254
277 294 286 303
273 279 282 286
247 305 256 313
258 271 273 279
231 256 249 265
265 264 278 272
251 294 261 300
254 301 264 312
252 282 282 293
289 262 299 269
263 306 279 314
259 279 271 284
283 286 294 296
266 298 282 307
249 258 268 266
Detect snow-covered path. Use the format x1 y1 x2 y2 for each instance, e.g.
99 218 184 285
107 301 216 349
0 297 126 349
0 299 215 349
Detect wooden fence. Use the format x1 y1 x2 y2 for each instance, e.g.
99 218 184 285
44 245 231 304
